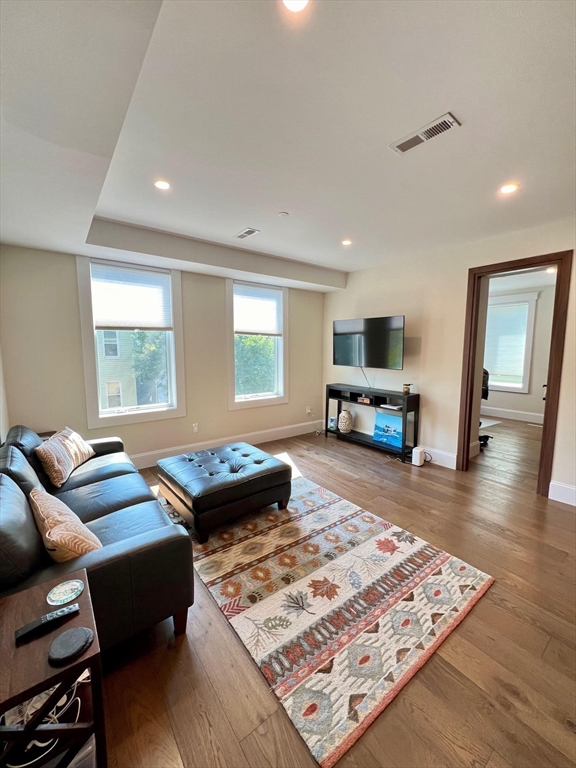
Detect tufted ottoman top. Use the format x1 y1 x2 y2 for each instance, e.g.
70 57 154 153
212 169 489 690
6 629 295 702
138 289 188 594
156 442 292 515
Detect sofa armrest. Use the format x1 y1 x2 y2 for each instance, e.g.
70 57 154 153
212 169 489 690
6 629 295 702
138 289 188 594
85 436 125 456
25 526 194 648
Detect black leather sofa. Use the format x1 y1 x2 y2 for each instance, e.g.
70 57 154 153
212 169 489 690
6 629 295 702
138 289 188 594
0 425 194 649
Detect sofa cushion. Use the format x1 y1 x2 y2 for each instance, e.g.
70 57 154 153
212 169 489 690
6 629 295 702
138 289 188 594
0 474 47 589
29 488 103 563
58 452 138 492
86 500 172 547
5 424 53 488
35 428 95 488
0 444 45 495
54 472 156 524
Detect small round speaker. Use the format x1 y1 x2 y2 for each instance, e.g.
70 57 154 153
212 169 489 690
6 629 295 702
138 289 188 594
48 627 94 666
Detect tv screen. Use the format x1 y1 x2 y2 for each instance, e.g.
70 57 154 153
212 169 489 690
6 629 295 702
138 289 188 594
333 315 404 370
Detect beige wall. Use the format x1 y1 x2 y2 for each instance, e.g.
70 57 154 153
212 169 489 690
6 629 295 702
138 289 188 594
0 346 9 442
484 284 555 417
0 245 324 458
323 218 575 491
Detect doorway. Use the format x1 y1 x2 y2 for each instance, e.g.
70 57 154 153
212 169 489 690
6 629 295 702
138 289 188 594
470 267 557 492
456 249 573 496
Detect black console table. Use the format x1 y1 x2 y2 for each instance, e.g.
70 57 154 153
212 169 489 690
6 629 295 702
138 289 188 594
325 383 420 463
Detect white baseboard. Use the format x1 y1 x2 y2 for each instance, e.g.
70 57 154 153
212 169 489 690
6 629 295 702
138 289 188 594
480 405 544 424
130 420 324 469
418 446 457 470
548 481 576 507
469 440 481 459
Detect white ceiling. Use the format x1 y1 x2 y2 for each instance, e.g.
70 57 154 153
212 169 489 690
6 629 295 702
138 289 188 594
1 0 575 281
0 0 161 254
489 267 557 294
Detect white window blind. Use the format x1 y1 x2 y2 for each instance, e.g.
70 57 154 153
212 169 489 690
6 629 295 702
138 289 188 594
90 262 173 330
484 300 530 386
233 282 283 336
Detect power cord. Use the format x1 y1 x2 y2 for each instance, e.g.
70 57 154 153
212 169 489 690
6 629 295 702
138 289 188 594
395 451 433 464
360 367 371 389
306 408 325 436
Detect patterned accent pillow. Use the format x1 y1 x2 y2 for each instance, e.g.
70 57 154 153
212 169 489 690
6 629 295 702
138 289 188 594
29 488 102 563
34 428 95 488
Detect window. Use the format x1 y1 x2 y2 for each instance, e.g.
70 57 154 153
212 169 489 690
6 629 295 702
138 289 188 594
103 330 119 358
77 257 186 428
227 280 289 409
106 381 122 408
484 292 538 393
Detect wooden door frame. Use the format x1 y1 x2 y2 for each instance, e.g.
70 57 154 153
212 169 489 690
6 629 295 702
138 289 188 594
456 249 573 496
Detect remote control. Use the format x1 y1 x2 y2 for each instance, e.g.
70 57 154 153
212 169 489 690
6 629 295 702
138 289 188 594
15 603 80 643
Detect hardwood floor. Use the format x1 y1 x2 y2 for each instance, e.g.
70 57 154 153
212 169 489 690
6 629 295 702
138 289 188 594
473 418 544 494
103 430 576 768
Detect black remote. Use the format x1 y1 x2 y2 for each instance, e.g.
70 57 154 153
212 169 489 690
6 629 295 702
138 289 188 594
15 603 80 643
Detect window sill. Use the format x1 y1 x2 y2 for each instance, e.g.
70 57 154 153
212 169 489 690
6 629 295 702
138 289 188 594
228 394 289 411
87 403 186 429
489 385 529 394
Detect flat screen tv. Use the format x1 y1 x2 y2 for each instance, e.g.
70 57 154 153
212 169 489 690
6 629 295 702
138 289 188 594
333 315 404 370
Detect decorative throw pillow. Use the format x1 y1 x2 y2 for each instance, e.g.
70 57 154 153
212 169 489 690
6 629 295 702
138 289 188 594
34 427 95 488
29 488 102 563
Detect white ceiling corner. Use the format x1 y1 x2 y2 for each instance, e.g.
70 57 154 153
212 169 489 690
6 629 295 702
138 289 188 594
0 0 162 253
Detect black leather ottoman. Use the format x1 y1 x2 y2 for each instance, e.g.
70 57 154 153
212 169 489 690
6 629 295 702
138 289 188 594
156 442 292 543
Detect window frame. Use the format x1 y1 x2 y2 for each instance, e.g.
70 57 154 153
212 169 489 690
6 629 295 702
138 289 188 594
77 256 186 428
102 330 120 359
226 279 289 410
485 292 538 394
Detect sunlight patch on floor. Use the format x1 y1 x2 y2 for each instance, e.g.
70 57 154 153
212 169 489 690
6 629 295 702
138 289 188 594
274 451 302 479
480 418 501 429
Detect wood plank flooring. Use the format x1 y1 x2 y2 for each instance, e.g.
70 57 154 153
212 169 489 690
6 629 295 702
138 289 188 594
103 422 576 768
473 418 545 494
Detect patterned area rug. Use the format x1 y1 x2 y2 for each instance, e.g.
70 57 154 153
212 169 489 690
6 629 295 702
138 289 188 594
164 476 493 768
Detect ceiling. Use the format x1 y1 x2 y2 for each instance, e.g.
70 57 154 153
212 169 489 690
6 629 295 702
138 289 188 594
489 267 557 294
0 0 161 255
1 0 575 285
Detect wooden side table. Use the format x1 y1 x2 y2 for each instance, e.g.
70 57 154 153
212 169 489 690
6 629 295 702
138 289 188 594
0 569 107 768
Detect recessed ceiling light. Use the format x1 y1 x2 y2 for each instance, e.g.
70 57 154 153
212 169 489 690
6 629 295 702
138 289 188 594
342 239 352 246
282 0 309 11
546 266 557 274
278 211 290 217
499 183 519 195
154 180 171 190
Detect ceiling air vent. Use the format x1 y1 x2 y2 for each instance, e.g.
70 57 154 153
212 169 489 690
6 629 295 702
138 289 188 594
235 227 260 239
389 112 461 155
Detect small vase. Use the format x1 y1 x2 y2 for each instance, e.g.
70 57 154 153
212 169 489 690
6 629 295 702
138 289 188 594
338 410 353 433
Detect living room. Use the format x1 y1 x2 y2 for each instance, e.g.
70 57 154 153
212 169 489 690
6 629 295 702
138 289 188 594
1 2 575 768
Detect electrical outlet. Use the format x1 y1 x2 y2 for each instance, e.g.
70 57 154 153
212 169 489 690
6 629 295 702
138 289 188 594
192 423 199 433
306 406 313 416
